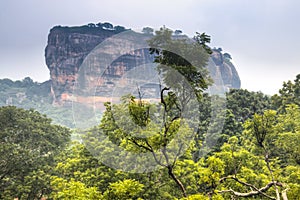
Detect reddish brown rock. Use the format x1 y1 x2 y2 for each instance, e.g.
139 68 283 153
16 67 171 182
45 24 241 104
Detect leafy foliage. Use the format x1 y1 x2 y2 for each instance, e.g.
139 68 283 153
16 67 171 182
272 74 300 112
0 106 70 199
148 27 212 101
40 71 299 200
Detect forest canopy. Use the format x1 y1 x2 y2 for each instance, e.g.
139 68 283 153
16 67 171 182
0 74 299 199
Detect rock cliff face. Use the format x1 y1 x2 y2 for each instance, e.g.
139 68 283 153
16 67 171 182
45 25 122 102
211 49 241 89
45 24 241 104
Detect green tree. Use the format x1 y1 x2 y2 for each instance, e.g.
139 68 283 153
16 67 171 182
193 32 213 54
142 27 154 35
272 74 300 112
274 104 300 165
0 106 70 199
98 28 212 197
148 27 211 101
84 96 195 197
50 177 102 200
83 27 213 198
51 141 124 193
214 108 300 199
226 89 271 123
103 179 144 200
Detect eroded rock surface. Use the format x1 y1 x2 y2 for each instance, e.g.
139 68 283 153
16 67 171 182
45 24 241 104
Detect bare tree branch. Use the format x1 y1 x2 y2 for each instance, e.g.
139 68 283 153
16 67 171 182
281 188 289 200
130 139 152 152
219 176 284 199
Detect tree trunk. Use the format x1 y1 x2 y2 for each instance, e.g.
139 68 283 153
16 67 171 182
168 166 187 197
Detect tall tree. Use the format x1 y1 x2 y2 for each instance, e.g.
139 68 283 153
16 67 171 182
82 27 213 198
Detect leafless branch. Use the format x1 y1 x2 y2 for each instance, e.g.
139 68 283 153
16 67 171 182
219 176 284 199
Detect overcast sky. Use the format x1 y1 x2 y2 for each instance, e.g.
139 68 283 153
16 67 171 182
0 0 299 95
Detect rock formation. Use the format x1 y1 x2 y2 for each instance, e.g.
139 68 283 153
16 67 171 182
211 49 241 89
45 24 122 102
45 23 241 105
